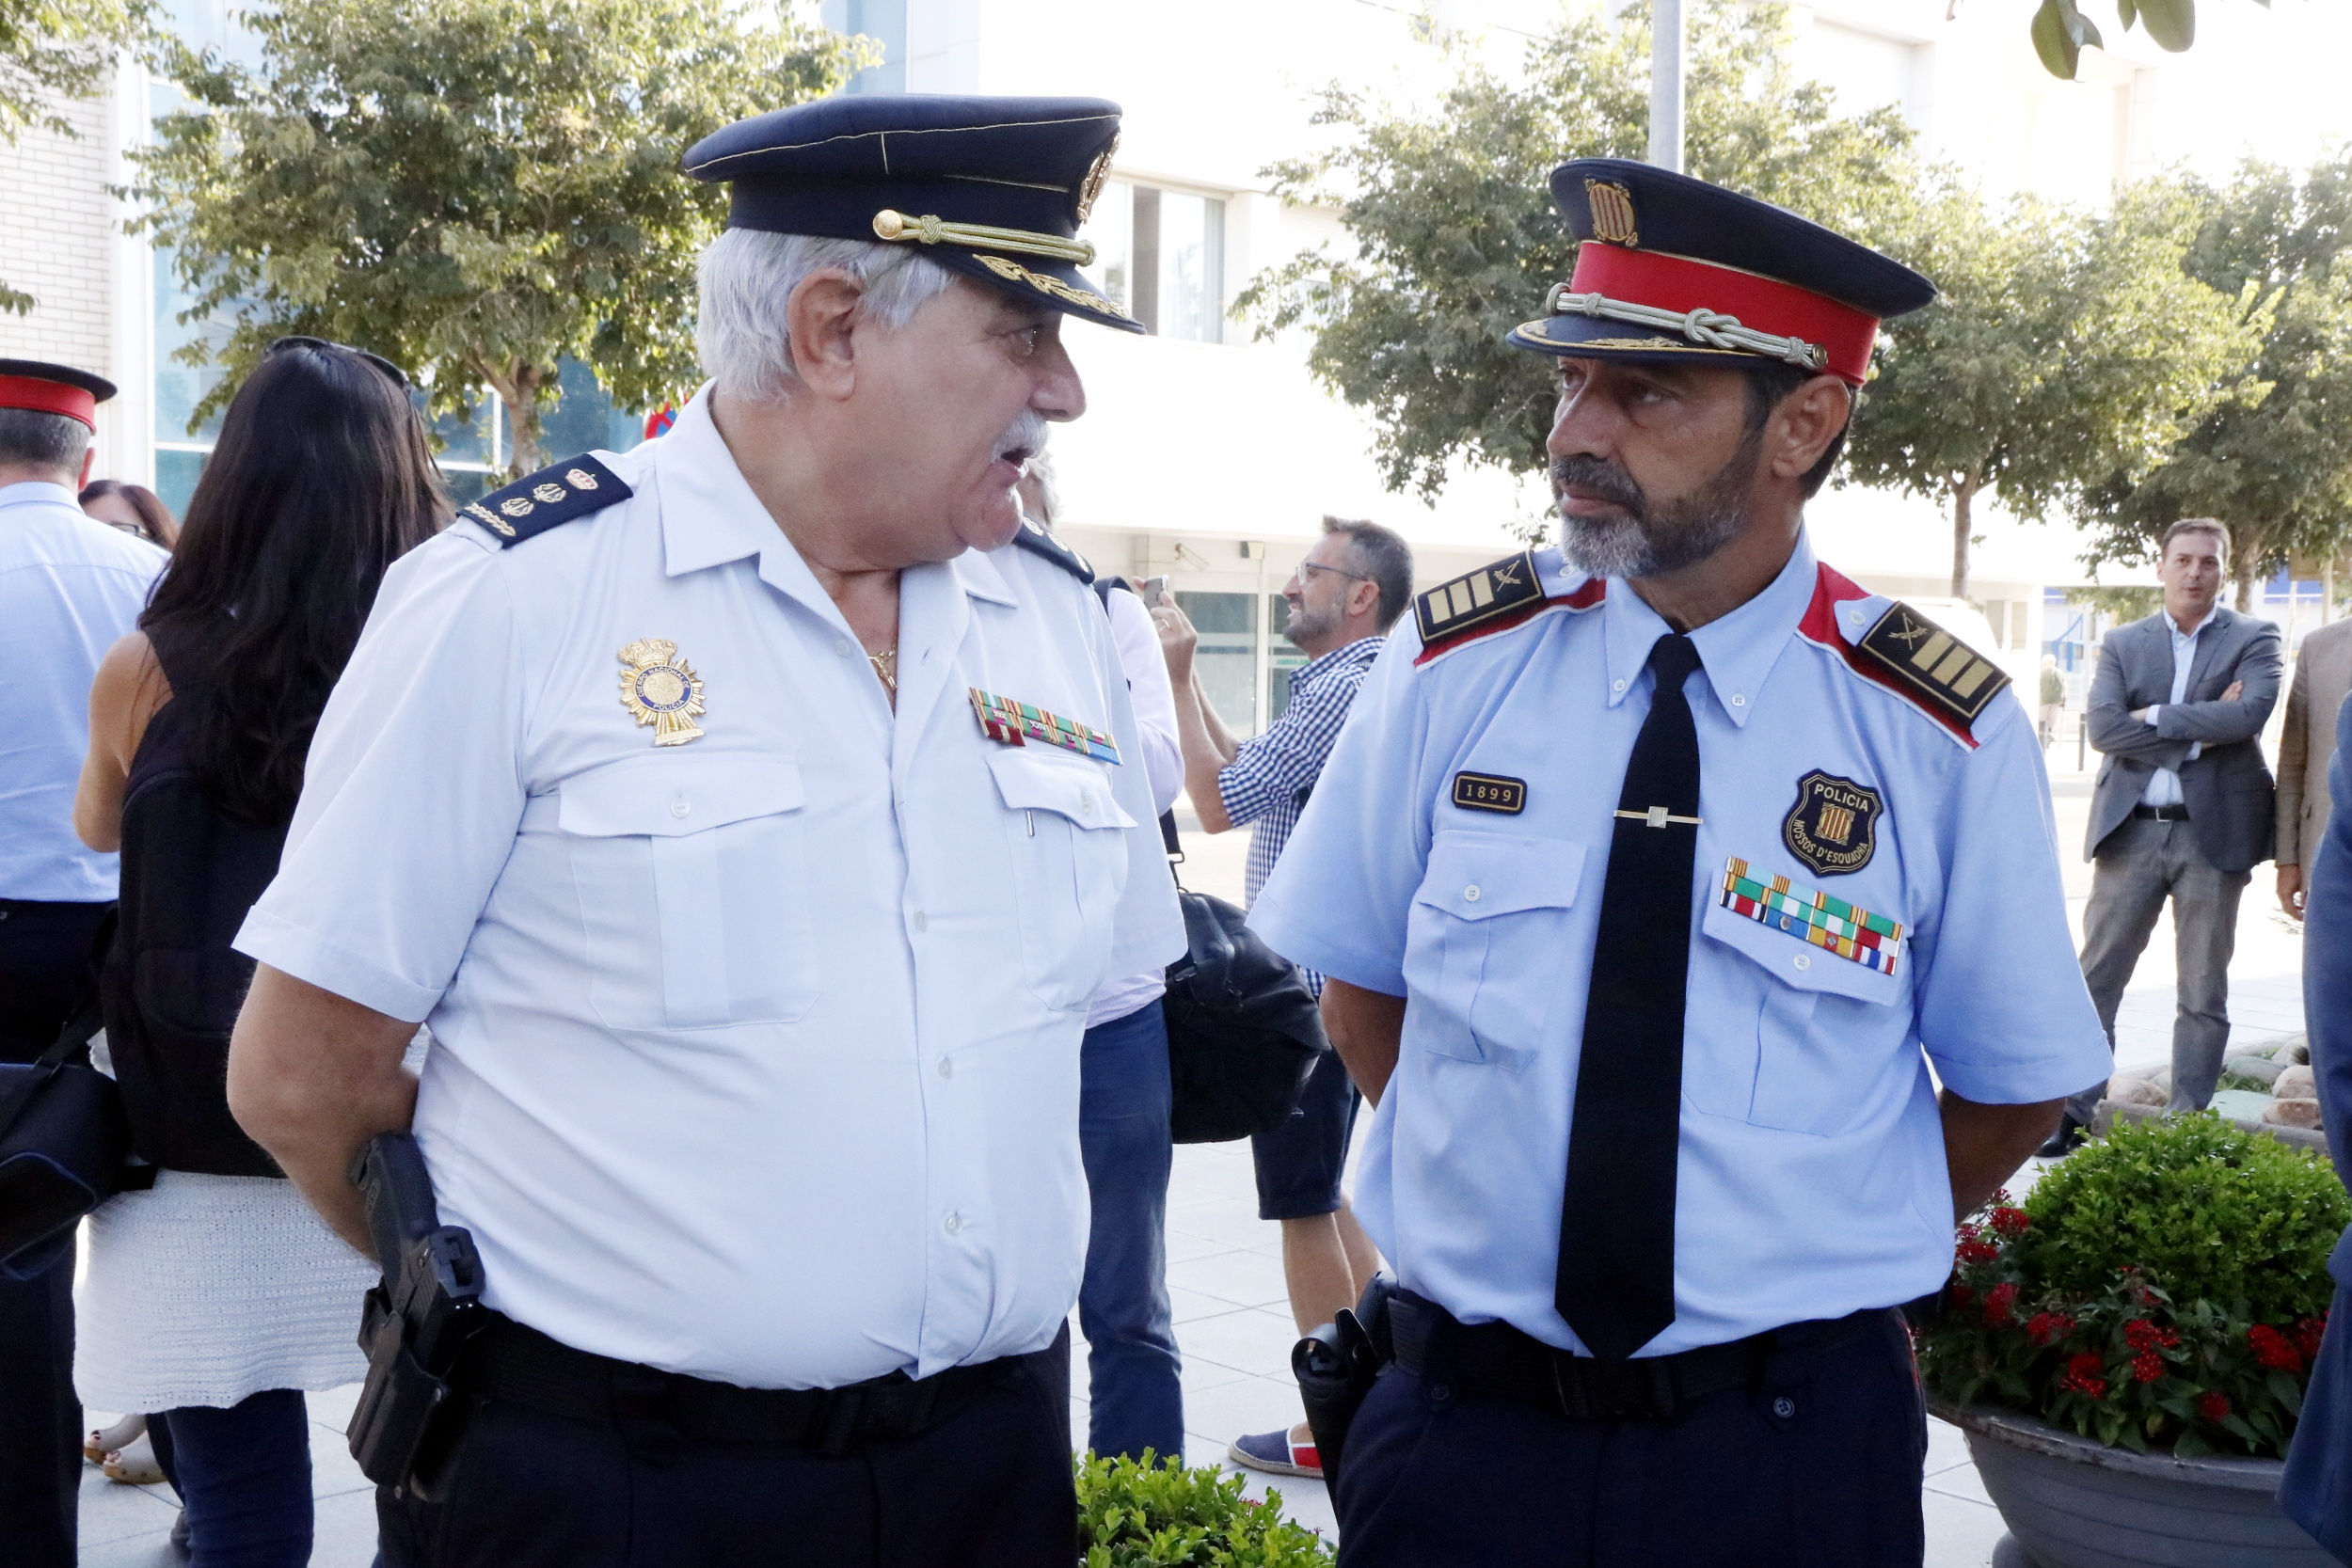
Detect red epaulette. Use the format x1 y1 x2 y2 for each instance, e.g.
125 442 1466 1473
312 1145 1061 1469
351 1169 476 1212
1413 551 1603 667
1796 563 2010 749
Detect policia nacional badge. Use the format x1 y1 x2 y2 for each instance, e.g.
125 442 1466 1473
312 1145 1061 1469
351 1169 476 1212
618 639 707 746
1782 770 1883 876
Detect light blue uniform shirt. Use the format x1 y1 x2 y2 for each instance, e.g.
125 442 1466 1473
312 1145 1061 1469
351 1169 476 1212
1249 535 2111 1356
0 481 166 901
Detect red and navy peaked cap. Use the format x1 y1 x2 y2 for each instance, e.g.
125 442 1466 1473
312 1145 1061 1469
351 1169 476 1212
0 358 117 430
683 95 1142 336
1507 159 1935 387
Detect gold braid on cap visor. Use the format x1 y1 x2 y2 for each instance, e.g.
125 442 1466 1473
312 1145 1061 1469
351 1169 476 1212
1542 280 1828 372
872 209 1096 266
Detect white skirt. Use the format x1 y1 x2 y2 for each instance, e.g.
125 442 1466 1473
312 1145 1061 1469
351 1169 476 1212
74 1171 376 1413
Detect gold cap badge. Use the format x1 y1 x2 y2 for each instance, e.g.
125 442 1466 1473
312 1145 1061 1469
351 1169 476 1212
618 638 707 747
1585 179 1639 247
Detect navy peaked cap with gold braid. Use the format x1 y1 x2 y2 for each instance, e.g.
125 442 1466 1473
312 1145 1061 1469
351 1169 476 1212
457 454 631 546
683 95 1141 336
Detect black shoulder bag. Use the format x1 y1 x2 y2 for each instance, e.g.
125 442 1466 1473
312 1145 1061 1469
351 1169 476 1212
0 1001 139 1275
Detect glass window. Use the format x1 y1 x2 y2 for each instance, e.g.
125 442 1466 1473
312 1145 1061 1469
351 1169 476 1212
834 0 905 94
1177 590 1257 735
1082 181 1223 342
1266 594 1305 722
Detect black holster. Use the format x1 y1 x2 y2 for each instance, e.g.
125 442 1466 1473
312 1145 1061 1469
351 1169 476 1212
1292 1272 1397 1491
345 1132 486 1499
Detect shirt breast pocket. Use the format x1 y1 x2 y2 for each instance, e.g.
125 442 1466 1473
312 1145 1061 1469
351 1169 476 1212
986 749 1134 1013
559 754 814 1032
1403 831 1587 1070
1694 897 1903 1135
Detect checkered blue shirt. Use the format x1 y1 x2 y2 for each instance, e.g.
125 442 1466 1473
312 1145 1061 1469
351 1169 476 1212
1220 636 1388 948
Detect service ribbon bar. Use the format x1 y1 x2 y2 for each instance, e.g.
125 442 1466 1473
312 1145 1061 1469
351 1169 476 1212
967 688 1121 766
1718 856 1903 976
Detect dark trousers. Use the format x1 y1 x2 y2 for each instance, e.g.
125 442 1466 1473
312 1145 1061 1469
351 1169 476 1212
0 897 111 1568
379 1332 1076 1568
2074 816 2251 1118
150 1389 317 1568
1333 1307 1928 1567
1077 999 1183 1464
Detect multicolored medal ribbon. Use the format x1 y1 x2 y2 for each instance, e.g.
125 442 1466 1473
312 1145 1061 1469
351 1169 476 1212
1718 857 1904 976
967 688 1121 766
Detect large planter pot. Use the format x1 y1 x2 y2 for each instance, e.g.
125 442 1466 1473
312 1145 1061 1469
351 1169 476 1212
1938 1402 2339 1567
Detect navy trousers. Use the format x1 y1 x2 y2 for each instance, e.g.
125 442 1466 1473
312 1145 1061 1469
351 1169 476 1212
0 898 112 1568
150 1389 316 1568
1334 1307 1929 1567
2280 1282 2352 1560
1077 999 1184 1463
378 1330 1075 1568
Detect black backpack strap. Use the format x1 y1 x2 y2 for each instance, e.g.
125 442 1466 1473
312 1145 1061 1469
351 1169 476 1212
0 1000 105 1142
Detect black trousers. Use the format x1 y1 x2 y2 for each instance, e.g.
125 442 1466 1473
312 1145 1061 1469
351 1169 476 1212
380 1331 1078 1568
1334 1307 1929 1567
0 898 111 1568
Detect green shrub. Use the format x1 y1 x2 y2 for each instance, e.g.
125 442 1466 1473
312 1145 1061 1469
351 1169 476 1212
1075 1452 1335 1567
1917 1113 2348 1459
2017 1112 2345 1320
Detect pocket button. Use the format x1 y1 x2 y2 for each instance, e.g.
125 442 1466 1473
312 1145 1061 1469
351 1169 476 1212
1463 884 1482 902
1792 953 1812 972
669 797 691 819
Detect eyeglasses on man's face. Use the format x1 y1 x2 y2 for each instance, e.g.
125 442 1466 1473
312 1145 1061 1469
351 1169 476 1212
264 336 410 389
1294 559 1370 587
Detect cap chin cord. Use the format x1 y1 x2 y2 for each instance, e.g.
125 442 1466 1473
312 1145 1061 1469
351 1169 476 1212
1543 282 1828 372
872 209 1095 267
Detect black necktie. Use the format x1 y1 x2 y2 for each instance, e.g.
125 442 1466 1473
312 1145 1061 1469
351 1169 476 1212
1556 633 1703 1361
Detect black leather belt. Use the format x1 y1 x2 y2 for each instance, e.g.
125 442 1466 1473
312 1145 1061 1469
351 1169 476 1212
455 1312 1035 1454
1386 1291 1886 1422
2132 803 2190 821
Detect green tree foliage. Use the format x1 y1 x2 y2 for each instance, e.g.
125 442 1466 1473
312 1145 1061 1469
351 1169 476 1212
1235 0 1919 504
1843 179 2259 598
2028 0 2267 81
2078 155 2352 609
133 0 866 475
0 0 150 311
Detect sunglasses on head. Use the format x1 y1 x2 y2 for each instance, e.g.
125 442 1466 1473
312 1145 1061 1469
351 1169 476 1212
265 336 409 389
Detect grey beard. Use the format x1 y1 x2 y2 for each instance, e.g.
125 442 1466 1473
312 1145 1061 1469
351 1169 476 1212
1283 600 1341 650
1554 431 1761 578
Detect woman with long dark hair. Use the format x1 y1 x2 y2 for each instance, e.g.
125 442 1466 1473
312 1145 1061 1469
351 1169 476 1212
80 478 180 550
72 338 445 1564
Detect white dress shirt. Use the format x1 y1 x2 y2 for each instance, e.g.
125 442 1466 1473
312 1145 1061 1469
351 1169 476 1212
1085 582 1184 1030
2140 606 2217 808
0 482 167 900
1251 537 2109 1355
235 388 1184 1388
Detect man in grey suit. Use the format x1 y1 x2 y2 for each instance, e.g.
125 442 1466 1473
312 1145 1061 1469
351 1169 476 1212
2276 615 2352 921
2058 518 2282 1149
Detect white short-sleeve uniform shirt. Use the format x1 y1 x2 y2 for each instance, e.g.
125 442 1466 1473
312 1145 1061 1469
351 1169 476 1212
1248 535 2110 1357
236 388 1184 1389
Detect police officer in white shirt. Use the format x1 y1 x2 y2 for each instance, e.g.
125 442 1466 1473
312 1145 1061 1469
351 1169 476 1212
223 96 1183 1568
1247 163 2114 1564
0 359 165 1568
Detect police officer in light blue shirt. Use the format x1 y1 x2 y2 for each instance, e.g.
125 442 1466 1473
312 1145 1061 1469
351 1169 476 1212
0 358 164 1567
1248 163 2113 1565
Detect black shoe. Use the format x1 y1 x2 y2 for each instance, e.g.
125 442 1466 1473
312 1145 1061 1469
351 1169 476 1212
2037 1115 2085 1159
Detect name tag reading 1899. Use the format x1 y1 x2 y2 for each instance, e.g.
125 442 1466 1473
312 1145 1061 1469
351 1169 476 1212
1452 771 1527 814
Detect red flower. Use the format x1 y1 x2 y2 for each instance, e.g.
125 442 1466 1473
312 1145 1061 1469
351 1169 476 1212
2296 1316 2330 1362
2199 1391 2232 1422
2250 1323 2305 1372
1989 1206 2030 1237
2133 1351 2163 1384
1982 1283 2019 1325
1949 1283 1976 1309
2026 1311 2075 1347
2123 1319 2180 1352
1956 1238 2000 1265
2059 1353 2109 1399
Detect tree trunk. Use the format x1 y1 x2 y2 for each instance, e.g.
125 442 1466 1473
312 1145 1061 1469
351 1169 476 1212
1949 471 1981 600
502 362 546 480
2233 548 2258 614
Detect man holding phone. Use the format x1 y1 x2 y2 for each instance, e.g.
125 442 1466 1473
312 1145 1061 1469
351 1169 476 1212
1151 515 1412 1479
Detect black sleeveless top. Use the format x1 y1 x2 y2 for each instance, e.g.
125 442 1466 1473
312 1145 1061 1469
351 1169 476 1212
99 625 291 1177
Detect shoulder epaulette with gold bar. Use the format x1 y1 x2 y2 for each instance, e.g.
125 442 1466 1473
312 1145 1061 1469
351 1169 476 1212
1414 550 1544 645
1853 601 2010 729
458 454 631 547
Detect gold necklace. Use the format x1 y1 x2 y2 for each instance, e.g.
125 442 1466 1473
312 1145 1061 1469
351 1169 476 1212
867 646 898 698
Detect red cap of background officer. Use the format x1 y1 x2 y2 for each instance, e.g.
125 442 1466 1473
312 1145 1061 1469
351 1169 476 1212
0 358 118 431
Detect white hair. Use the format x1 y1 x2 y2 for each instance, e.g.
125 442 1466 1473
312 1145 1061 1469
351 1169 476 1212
695 228 959 403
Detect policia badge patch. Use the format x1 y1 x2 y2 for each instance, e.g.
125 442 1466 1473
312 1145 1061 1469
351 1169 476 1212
1783 770 1883 877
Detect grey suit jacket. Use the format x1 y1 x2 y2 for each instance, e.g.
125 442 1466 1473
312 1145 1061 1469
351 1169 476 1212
2085 607 2282 872
2278 619 2352 865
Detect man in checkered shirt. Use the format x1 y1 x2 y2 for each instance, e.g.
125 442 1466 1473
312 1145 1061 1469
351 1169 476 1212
1149 514 1412 1481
